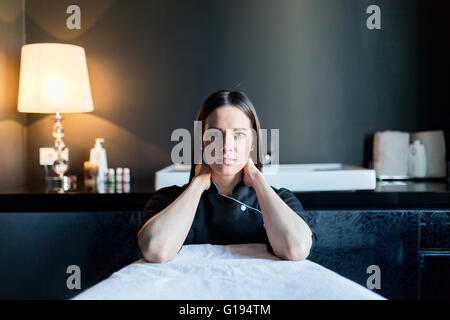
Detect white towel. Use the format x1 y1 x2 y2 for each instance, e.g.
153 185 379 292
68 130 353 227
73 243 386 300
410 130 446 178
373 130 410 177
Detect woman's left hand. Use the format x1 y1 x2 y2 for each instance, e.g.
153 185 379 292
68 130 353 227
243 158 261 187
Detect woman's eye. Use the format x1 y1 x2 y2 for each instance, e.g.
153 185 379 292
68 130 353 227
235 132 246 139
204 129 222 141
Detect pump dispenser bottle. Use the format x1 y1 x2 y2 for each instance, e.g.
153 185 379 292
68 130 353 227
89 138 108 183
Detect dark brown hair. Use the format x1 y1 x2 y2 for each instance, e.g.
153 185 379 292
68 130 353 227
189 89 263 181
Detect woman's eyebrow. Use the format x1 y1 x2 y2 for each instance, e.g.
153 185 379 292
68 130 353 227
207 126 248 131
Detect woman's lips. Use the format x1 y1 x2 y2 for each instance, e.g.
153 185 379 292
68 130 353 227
222 157 236 165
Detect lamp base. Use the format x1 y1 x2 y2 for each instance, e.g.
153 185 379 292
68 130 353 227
51 111 69 177
45 175 77 192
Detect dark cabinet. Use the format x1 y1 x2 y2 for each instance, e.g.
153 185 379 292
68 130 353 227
417 211 450 299
0 211 142 299
419 211 450 249
302 210 449 300
0 208 448 299
418 254 450 299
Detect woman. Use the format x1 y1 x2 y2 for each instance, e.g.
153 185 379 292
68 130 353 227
137 89 315 263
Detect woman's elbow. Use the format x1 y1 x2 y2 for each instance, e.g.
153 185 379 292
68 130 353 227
284 244 310 261
138 239 175 263
142 248 174 263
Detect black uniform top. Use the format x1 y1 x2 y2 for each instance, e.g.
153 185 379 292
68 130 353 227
139 179 316 256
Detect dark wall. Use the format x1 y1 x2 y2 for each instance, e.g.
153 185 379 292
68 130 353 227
0 0 26 191
24 0 449 189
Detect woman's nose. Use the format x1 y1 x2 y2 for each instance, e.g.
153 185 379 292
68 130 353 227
223 131 235 153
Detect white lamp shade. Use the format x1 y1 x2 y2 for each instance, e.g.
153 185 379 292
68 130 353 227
17 43 94 113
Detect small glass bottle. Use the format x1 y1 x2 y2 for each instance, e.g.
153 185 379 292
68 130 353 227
123 167 131 184
116 167 123 183
107 168 115 184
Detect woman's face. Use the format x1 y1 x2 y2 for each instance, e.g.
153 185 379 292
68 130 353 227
203 105 254 177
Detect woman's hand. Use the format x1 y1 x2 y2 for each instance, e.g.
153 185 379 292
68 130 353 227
194 163 212 190
243 158 262 187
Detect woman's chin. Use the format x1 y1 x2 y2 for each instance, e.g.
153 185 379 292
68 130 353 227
211 164 243 176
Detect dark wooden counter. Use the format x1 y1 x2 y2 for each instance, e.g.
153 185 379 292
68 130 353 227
0 180 449 212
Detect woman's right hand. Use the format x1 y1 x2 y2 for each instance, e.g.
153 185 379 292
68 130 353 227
194 163 211 190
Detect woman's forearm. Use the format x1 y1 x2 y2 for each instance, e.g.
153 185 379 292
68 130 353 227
251 172 313 261
137 177 208 263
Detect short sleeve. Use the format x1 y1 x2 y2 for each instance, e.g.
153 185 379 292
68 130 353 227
265 187 316 255
276 187 304 212
138 185 184 233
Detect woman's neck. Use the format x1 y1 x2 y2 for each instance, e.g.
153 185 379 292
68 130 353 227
211 171 243 196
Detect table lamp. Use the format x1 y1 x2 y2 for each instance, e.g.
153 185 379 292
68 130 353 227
17 43 94 181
